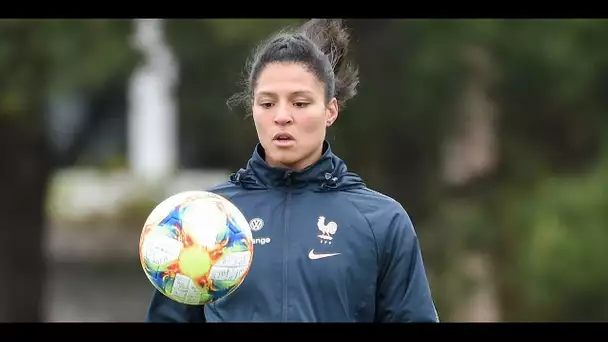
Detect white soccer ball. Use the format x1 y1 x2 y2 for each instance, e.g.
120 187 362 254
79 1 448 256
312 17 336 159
138 191 254 305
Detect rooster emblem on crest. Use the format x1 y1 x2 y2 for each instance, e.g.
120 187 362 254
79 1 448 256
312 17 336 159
317 216 338 244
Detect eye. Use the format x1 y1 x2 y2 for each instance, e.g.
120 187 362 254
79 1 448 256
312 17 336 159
259 102 274 109
293 102 309 108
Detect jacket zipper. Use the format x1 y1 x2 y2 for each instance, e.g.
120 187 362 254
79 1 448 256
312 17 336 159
282 171 292 322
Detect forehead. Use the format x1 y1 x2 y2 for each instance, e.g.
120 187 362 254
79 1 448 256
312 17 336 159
255 62 324 97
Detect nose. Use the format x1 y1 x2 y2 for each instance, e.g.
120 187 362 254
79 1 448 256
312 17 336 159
273 106 293 126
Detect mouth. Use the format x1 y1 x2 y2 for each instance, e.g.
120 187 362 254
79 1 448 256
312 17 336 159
272 132 295 142
272 132 295 147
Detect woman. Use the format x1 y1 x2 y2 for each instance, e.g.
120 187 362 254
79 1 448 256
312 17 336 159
146 19 439 323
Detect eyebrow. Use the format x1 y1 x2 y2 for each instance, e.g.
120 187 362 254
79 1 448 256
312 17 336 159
256 90 315 98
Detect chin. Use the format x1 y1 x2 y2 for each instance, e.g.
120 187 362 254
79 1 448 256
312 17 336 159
273 154 301 166
266 149 303 168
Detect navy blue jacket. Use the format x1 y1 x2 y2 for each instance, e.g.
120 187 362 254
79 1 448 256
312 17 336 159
146 142 439 322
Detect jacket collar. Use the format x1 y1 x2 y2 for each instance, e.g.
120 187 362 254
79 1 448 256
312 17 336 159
229 141 364 191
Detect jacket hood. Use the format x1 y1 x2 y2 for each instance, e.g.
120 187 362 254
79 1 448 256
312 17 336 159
229 141 365 192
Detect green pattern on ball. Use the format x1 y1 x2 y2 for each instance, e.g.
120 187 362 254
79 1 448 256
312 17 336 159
179 247 212 279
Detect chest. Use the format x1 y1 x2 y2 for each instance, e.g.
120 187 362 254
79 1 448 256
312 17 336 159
233 190 378 282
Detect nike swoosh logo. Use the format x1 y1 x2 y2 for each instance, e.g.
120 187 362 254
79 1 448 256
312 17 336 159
308 249 341 260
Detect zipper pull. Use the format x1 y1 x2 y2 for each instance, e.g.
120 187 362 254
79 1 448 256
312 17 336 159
283 170 293 186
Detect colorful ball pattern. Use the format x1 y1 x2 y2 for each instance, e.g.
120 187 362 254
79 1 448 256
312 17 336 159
139 190 254 305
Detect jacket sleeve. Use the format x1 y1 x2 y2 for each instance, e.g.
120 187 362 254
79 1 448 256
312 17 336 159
374 208 439 322
145 289 207 323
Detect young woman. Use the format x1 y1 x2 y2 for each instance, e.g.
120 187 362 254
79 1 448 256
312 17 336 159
146 19 439 323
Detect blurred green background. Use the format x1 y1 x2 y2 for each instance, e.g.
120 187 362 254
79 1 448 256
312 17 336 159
1 18 607 322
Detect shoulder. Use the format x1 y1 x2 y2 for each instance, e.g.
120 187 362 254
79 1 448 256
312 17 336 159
339 187 415 239
205 181 245 200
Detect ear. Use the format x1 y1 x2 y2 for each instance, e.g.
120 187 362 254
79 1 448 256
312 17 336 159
325 97 339 127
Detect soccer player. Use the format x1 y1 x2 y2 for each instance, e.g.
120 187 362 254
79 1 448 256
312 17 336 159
146 18 439 323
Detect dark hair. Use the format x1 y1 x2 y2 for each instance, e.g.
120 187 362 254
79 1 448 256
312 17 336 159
227 19 359 114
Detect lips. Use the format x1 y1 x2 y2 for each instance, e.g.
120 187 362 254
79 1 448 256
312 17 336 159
272 132 296 147
272 132 294 141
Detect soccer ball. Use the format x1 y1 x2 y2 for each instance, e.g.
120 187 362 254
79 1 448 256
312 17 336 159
139 190 254 305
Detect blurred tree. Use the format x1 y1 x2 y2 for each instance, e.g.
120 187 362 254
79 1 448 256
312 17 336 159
429 19 608 321
0 19 136 322
486 19 608 321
